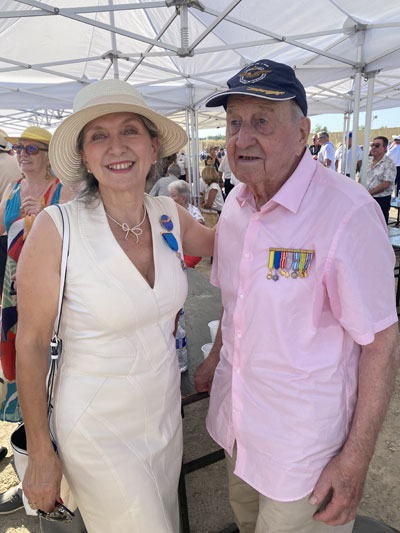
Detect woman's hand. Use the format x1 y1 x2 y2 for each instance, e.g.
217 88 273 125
23 449 62 513
20 196 44 216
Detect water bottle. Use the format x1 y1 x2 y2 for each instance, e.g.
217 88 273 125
175 309 188 373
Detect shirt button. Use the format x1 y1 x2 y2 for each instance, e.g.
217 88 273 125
244 252 250 259
236 368 240 374
236 331 242 339
254 213 260 220
239 293 244 299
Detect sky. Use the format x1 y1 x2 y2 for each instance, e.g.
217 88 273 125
199 106 400 137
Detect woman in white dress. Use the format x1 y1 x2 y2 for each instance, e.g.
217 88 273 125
15 80 214 532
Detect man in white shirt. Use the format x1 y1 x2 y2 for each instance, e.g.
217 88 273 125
388 135 400 195
335 133 362 176
218 154 239 196
176 151 188 180
317 132 335 170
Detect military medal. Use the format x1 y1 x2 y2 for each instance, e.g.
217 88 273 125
291 251 300 278
272 249 281 281
160 215 187 272
267 248 314 280
267 249 275 280
279 250 287 276
300 251 314 277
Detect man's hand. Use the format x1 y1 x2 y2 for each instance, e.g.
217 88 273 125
310 450 369 526
194 351 219 394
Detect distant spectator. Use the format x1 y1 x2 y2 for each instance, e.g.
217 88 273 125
205 147 222 171
335 133 362 176
149 163 181 197
176 151 188 181
309 134 320 159
388 135 400 195
200 166 224 228
317 132 335 170
168 180 204 268
160 153 177 177
218 154 237 197
367 136 396 224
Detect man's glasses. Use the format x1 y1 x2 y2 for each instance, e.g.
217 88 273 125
371 143 382 148
13 144 48 156
37 502 75 523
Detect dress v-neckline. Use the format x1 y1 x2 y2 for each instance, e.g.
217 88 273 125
99 196 157 291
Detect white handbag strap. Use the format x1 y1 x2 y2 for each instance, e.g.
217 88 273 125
47 204 70 418
50 204 70 355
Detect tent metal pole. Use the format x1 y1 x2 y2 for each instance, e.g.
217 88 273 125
108 0 119 79
360 72 376 187
350 29 365 179
193 108 200 206
349 72 361 179
185 108 193 197
340 112 347 175
190 107 199 204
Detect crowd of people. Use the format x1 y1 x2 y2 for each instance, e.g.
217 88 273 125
310 130 400 223
0 58 398 533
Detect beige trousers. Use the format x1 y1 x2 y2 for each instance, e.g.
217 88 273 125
225 448 354 533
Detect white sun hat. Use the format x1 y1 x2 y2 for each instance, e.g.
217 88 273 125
49 79 188 186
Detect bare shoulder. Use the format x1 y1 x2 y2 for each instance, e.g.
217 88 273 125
18 211 62 272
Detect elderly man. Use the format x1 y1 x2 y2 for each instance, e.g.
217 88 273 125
194 59 399 533
367 136 396 224
388 134 400 195
317 131 335 169
149 162 181 197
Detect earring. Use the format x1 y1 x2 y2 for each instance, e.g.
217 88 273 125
87 168 92 174
45 166 52 180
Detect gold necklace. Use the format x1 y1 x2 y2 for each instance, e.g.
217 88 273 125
105 205 147 242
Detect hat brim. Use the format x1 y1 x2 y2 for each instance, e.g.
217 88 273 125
205 88 296 108
49 101 188 186
5 134 51 145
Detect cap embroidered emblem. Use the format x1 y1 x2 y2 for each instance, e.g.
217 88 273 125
239 64 271 84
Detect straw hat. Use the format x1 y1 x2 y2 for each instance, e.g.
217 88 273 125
0 129 10 152
6 126 52 145
49 79 188 186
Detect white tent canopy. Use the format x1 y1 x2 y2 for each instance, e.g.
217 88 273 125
0 0 400 132
1 0 400 185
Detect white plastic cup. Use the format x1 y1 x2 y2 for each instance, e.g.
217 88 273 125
201 343 213 360
208 320 220 343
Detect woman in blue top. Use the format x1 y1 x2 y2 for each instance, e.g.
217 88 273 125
0 126 74 390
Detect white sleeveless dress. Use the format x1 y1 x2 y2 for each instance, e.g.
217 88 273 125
46 194 187 533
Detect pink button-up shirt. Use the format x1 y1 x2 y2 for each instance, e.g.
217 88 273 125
207 149 398 502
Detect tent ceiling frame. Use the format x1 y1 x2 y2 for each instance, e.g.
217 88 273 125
1 2 167 18
200 6 359 67
13 0 362 67
124 12 178 80
15 0 179 52
0 56 90 82
188 0 241 53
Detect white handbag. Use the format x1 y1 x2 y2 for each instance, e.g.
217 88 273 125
10 204 76 515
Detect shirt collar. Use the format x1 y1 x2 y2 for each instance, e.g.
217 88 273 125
236 148 316 214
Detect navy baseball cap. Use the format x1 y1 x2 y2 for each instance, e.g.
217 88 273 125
206 59 307 116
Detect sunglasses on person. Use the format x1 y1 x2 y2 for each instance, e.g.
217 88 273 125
370 142 383 148
37 502 75 523
12 144 48 155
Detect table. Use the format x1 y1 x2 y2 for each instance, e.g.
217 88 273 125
390 197 400 226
